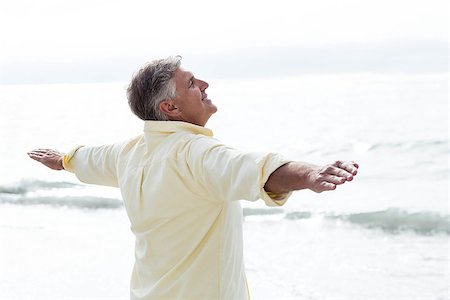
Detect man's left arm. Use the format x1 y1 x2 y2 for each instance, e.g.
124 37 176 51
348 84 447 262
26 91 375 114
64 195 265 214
264 160 359 195
187 136 359 206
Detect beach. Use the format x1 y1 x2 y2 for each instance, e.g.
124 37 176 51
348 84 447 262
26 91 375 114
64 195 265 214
0 73 448 299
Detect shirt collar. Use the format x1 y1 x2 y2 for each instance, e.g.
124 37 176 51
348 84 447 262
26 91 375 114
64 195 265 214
143 121 214 137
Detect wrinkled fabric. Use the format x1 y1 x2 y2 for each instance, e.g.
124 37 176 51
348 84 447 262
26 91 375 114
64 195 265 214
63 121 291 300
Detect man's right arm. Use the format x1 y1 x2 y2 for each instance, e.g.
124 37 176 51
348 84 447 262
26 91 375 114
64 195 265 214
264 160 359 194
28 143 123 187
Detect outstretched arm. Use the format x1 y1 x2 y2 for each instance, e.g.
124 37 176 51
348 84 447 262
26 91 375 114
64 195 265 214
264 160 359 194
28 149 65 170
28 143 123 187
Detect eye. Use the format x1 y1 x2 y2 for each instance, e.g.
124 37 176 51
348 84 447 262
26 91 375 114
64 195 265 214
189 78 194 88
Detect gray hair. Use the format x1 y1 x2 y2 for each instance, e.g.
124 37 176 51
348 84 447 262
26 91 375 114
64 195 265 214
127 56 182 120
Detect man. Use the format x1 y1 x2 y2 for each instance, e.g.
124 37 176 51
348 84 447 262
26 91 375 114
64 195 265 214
28 56 359 300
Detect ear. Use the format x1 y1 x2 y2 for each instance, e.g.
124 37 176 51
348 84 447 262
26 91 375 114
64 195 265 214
159 100 181 119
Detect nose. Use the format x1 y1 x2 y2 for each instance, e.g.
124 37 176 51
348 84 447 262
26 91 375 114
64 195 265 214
198 79 209 90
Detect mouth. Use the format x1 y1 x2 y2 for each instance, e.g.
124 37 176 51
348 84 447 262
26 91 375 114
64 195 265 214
202 93 210 102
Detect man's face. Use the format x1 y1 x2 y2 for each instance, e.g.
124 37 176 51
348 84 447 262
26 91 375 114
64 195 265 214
170 68 217 126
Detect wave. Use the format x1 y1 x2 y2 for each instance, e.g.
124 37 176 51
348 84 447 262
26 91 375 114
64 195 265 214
0 195 123 209
1 181 448 235
243 208 284 216
245 207 449 235
0 179 121 209
0 179 78 194
327 208 450 235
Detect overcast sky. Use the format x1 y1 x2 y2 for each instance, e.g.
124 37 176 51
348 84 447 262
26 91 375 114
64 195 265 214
0 0 448 83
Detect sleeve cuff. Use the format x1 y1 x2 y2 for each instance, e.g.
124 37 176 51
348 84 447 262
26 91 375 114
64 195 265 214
258 153 293 207
62 145 84 173
261 190 292 207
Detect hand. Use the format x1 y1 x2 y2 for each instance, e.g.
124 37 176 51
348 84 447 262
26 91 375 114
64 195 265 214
307 160 359 193
27 148 65 170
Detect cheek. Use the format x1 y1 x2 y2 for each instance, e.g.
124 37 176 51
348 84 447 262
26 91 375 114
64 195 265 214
195 90 202 99
185 90 199 101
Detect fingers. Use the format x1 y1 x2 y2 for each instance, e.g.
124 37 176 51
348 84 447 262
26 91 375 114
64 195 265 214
27 149 64 164
312 181 337 193
27 151 45 161
28 149 61 158
28 149 57 155
320 165 353 182
315 174 348 194
327 167 353 181
320 174 347 185
27 149 64 170
333 160 359 176
312 160 359 193
319 181 336 191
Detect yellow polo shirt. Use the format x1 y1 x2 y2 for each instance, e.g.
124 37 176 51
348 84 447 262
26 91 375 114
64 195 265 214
63 121 291 300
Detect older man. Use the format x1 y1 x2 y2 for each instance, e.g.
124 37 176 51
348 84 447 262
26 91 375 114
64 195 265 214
28 56 359 300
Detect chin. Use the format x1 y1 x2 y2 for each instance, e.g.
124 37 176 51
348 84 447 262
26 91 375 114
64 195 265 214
203 112 216 126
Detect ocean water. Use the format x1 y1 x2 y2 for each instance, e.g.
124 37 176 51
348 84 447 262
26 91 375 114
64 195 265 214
0 73 448 299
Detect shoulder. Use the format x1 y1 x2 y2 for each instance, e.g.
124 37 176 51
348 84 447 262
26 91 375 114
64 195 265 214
184 134 226 152
118 134 144 152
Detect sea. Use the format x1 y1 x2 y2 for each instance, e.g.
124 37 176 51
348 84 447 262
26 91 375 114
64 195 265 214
0 72 448 300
